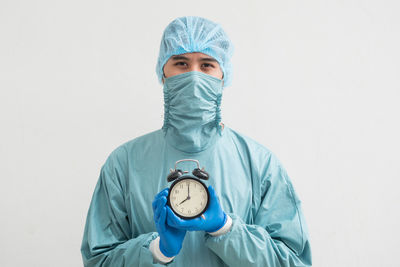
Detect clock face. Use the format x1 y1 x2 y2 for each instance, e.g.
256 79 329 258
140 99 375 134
167 177 209 219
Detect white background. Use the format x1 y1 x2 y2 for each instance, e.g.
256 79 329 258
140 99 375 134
1 0 399 266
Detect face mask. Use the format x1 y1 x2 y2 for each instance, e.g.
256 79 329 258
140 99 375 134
162 71 224 153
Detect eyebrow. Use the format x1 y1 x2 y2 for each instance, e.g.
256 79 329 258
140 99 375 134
171 55 190 61
199 57 218 62
170 55 218 62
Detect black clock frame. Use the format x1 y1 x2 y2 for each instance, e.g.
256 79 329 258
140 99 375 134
167 175 210 220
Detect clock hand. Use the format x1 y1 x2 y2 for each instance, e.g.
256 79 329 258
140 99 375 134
178 197 188 205
187 184 190 198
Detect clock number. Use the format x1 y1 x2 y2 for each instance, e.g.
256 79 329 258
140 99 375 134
175 189 179 194
188 210 191 214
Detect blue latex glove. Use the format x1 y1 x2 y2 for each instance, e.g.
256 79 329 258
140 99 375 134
152 188 186 257
167 185 227 233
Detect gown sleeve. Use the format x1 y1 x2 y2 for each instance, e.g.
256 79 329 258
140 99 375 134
204 154 312 267
80 150 163 266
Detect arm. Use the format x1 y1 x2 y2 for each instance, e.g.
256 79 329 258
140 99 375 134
204 158 312 267
80 152 161 266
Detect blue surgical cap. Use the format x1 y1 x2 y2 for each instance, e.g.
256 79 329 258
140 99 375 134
156 16 234 87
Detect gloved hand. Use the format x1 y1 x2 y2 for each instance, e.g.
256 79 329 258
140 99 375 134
152 188 186 257
166 185 227 233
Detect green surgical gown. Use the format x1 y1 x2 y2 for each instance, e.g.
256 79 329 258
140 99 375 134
81 127 312 266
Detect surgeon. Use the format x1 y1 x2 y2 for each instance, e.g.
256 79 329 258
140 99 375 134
81 16 312 266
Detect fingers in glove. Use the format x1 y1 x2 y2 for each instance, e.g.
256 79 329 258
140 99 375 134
208 185 217 199
153 196 168 222
154 188 169 202
152 188 169 210
166 206 202 230
159 206 167 232
208 185 221 205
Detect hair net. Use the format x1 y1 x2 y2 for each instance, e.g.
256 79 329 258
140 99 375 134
156 16 234 87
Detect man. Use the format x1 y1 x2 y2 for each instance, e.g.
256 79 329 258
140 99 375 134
81 16 312 266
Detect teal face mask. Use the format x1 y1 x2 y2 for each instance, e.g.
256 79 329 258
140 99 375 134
162 71 224 153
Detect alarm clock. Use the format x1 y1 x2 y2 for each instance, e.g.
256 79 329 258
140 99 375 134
166 159 210 219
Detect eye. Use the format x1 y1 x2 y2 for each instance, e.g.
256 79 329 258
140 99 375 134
201 63 215 69
174 61 188 67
